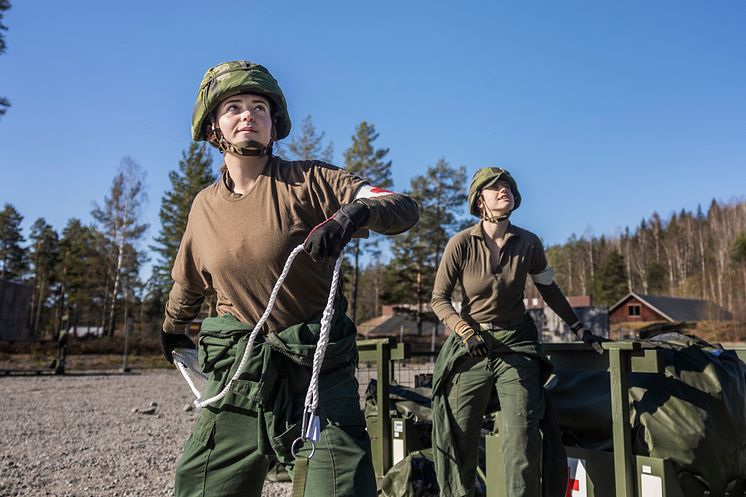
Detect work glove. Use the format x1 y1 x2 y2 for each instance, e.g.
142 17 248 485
303 201 370 262
160 331 196 364
455 323 488 358
571 322 605 355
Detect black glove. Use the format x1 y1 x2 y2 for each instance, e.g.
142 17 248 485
303 202 370 262
160 331 196 364
571 322 605 355
456 326 488 358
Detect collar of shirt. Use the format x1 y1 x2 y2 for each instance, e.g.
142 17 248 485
469 220 521 242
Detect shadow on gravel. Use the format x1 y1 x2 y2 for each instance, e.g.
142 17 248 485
0 369 144 377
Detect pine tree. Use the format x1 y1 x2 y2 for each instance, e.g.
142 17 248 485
0 203 27 280
28 218 59 335
58 219 104 330
152 142 215 296
645 261 667 294
732 232 746 313
732 233 746 264
383 229 429 318
0 0 10 118
285 115 334 162
342 121 394 322
344 122 392 186
590 250 628 306
384 160 467 334
409 159 467 269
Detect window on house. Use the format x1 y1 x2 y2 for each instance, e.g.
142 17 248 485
628 304 641 317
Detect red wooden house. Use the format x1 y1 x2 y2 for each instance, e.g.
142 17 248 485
609 292 733 324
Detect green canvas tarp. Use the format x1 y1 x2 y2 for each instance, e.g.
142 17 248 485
547 333 746 495
365 333 746 496
378 449 487 497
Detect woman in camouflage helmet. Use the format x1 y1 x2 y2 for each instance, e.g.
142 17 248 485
430 167 604 497
161 60 419 497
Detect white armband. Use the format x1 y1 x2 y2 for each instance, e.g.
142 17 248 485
354 184 395 200
530 266 555 286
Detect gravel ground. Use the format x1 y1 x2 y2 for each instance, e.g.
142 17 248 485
0 370 292 497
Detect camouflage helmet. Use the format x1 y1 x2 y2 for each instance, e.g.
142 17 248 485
468 167 521 217
191 60 291 142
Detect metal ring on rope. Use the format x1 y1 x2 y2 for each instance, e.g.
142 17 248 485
291 437 317 459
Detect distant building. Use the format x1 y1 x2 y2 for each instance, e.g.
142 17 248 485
608 292 734 324
526 295 608 342
67 325 105 338
360 298 609 346
0 279 33 340
358 304 441 339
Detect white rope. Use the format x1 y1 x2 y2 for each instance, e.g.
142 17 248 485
173 348 207 402
175 360 203 401
190 244 341 412
302 256 343 417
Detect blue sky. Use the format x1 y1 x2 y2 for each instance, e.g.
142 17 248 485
1 1 745 261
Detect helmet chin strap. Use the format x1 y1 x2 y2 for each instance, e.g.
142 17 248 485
212 124 273 157
480 194 510 223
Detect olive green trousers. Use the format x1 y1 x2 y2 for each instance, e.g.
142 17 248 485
432 320 548 497
174 313 377 497
443 352 544 497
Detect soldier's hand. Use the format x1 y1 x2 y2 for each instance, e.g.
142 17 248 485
160 331 196 364
303 201 370 262
461 329 488 358
571 322 605 355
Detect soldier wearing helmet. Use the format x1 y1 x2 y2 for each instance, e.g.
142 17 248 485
191 60 291 158
430 167 604 497
161 60 419 497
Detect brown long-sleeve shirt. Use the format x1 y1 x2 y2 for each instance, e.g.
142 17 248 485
431 221 578 333
164 157 419 334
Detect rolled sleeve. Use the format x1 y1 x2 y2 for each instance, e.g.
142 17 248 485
163 282 205 334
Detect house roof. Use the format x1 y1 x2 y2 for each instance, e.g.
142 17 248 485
358 313 420 337
609 292 734 321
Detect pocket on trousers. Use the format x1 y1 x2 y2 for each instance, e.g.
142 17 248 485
321 403 367 429
226 377 264 411
270 420 303 463
189 411 216 449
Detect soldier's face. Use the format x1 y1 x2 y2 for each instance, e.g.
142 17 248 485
479 180 514 216
215 93 273 147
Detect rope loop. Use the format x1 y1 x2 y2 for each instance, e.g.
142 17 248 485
174 243 344 452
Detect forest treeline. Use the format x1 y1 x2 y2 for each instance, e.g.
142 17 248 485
0 118 466 336
544 201 746 317
1 115 744 338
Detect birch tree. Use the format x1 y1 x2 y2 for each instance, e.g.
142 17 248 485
92 157 148 335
